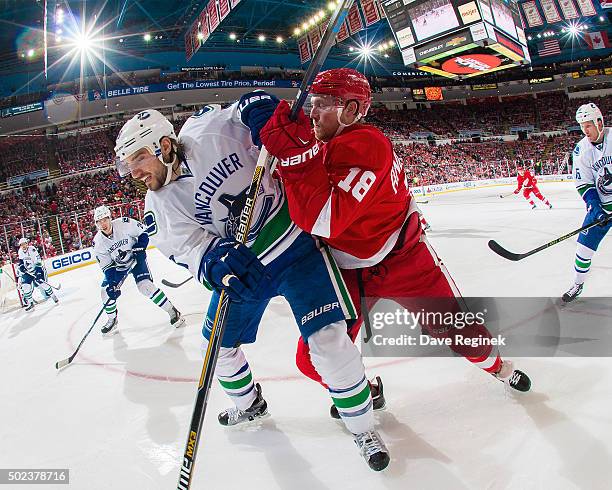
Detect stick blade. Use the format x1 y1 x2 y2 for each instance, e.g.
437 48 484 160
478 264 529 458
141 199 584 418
55 358 71 370
488 240 523 261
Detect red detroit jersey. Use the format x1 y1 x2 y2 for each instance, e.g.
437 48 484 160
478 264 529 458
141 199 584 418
276 124 411 268
517 170 537 189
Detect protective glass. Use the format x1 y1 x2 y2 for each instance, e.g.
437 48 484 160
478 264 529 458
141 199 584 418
304 94 344 116
115 147 155 177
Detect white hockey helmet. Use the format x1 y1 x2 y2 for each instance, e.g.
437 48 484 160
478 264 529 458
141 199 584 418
18 237 29 246
93 205 111 222
114 109 177 185
576 103 603 125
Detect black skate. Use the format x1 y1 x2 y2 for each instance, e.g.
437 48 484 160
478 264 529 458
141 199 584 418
101 317 118 336
169 307 185 328
24 302 35 312
562 283 583 303
330 376 386 419
353 430 390 471
218 383 269 426
494 361 531 392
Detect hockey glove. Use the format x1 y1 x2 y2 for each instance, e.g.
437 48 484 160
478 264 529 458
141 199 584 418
106 283 122 300
260 100 317 163
584 189 609 227
237 91 280 148
134 232 149 256
201 238 265 302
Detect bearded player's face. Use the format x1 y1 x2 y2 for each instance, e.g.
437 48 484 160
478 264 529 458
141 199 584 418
125 148 166 191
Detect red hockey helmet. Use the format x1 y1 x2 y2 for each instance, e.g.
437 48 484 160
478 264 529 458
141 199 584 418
311 68 372 116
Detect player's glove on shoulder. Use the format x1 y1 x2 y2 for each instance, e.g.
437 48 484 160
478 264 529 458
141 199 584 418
201 238 265 302
237 91 280 148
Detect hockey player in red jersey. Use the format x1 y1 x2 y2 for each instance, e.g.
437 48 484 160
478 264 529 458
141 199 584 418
514 166 552 209
260 68 531 406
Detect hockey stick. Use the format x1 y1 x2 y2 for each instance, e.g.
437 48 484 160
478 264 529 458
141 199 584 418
55 274 129 370
176 3 356 488
488 216 612 261
21 270 61 290
499 192 515 198
162 276 193 288
415 200 429 204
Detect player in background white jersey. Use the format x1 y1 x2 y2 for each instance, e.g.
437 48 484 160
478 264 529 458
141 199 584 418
92 205 184 335
17 237 58 310
563 103 612 302
114 98 390 471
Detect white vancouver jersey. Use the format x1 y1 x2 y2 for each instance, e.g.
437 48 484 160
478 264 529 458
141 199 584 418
93 217 146 273
573 128 612 213
18 245 42 270
144 102 300 283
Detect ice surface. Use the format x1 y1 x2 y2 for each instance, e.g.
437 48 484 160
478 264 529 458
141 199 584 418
2 182 611 489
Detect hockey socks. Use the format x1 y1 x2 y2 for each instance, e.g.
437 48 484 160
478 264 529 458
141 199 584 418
308 322 376 435
203 339 258 411
573 243 595 284
467 347 502 374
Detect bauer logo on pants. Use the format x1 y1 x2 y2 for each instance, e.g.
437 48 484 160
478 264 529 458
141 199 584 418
301 302 340 325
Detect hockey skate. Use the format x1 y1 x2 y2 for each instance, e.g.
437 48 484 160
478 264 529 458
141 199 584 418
562 283 583 303
24 301 35 312
169 307 185 328
101 316 118 336
50 293 59 304
218 383 269 426
330 376 386 419
353 430 390 471
494 360 531 392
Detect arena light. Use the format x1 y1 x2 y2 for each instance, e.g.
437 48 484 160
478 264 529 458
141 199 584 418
568 25 579 36
328 2 337 11
229 32 237 40
276 36 283 43
258 34 266 42
293 27 301 36
357 45 374 58
27 49 35 58
197 32 204 40
143 33 151 41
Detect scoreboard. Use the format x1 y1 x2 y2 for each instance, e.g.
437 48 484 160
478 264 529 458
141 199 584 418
380 0 531 79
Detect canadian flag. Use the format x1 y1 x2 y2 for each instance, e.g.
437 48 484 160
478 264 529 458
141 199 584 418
585 31 611 50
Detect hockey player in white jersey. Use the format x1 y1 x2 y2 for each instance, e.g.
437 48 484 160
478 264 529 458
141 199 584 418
114 96 390 471
17 237 58 310
92 205 184 335
563 103 612 302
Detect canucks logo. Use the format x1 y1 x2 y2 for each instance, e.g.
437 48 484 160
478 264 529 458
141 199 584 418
597 167 612 196
218 186 274 242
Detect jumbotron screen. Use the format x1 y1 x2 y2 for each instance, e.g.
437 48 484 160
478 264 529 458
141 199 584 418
380 0 530 79
408 0 460 42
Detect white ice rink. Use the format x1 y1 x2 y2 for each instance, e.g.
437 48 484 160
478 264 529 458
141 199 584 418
2 181 612 490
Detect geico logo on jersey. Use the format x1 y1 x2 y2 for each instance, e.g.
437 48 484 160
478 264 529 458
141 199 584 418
51 250 93 270
280 143 320 167
301 301 340 325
